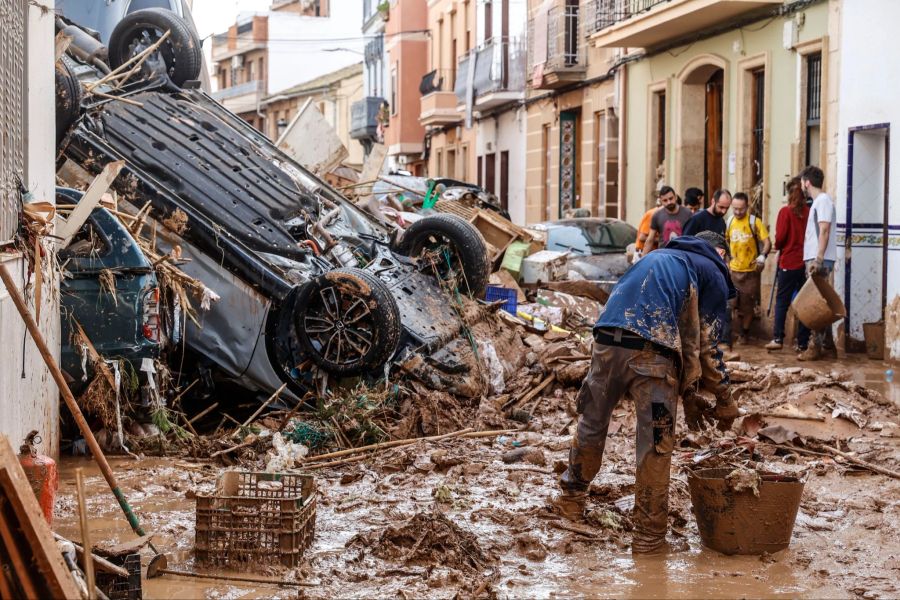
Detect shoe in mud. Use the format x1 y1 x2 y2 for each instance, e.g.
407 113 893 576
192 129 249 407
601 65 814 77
822 346 838 359
632 537 690 555
735 334 747 346
797 345 821 361
548 491 587 521
765 339 783 351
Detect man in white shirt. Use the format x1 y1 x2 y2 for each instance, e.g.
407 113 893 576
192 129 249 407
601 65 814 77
798 165 837 361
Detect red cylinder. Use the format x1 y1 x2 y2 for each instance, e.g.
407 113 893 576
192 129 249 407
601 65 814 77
19 432 58 526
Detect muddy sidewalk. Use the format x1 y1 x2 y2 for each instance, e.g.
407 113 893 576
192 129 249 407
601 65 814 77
53 345 900 599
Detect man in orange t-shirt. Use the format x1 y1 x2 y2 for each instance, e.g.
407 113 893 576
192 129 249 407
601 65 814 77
634 195 662 259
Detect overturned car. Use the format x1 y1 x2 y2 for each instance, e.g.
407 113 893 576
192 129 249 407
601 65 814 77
56 10 490 399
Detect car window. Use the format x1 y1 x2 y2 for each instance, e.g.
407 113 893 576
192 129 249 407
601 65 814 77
546 226 591 255
63 222 111 259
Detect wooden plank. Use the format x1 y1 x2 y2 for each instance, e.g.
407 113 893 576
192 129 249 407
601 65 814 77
277 99 349 176
55 31 73 62
0 436 81 599
58 161 125 247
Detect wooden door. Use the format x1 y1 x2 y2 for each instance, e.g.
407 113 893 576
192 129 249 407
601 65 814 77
705 69 724 196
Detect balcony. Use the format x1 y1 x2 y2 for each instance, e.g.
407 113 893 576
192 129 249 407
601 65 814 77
528 2 586 90
419 70 462 126
455 39 526 111
350 96 386 140
211 35 267 63
584 0 782 49
211 80 264 115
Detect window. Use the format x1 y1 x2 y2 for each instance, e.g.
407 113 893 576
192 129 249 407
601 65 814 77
564 0 580 67
390 65 398 115
477 155 483 187
805 52 822 166
484 0 493 43
435 149 443 177
500 151 509 212
246 60 253 83
593 110 606 217
751 68 765 185
461 145 469 182
654 91 666 169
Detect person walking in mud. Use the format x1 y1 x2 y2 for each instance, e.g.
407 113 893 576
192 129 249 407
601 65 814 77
552 232 738 554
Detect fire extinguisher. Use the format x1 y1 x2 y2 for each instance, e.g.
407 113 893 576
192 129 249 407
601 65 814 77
19 430 58 526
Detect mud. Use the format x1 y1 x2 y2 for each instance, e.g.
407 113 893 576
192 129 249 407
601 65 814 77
52 341 900 599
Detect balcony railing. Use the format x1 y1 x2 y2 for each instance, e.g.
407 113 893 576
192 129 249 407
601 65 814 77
527 1 586 89
583 0 664 34
350 96 385 140
212 79 263 100
584 0 782 47
455 39 526 106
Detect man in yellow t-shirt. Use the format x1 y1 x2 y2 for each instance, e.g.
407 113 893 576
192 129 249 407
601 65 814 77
726 192 772 344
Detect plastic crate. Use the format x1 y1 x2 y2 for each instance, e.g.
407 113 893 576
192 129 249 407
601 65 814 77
485 285 517 315
96 553 141 600
195 471 316 568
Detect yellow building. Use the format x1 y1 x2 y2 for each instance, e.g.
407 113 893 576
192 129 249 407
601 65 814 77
420 0 477 182
523 0 623 224
591 0 831 226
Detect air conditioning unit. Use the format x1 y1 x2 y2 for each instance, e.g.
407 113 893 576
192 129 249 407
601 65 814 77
231 55 245 69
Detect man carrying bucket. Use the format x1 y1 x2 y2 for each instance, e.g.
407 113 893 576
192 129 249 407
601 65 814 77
551 232 738 553
798 165 838 361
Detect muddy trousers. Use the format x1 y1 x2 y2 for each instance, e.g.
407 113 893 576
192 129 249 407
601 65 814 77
561 341 679 553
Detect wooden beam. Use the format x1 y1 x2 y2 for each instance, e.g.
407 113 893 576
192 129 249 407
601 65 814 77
57 161 125 247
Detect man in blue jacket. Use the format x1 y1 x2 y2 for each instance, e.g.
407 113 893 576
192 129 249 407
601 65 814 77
553 233 737 553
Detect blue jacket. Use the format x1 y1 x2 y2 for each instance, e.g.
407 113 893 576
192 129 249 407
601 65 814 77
597 236 735 350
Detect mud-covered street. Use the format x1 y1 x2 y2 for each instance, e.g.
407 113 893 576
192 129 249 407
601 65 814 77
52 346 900 599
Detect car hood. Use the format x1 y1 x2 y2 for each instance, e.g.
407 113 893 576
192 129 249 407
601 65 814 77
567 253 630 281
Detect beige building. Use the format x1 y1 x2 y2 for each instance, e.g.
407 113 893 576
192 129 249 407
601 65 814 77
261 63 366 169
593 0 830 227
420 0 477 183
523 0 622 225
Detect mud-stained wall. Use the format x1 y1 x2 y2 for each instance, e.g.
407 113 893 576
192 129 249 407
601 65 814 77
0 1 59 457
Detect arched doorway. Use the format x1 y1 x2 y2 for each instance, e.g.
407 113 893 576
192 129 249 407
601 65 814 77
677 59 726 198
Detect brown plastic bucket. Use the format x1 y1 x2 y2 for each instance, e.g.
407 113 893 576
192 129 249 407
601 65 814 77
791 275 846 330
688 468 805 555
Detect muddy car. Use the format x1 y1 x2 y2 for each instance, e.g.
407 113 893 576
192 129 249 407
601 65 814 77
536 218 636 281
57 188 162 392
55 15 490 398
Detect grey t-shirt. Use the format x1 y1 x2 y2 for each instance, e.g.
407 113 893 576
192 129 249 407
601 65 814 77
650 205 693 245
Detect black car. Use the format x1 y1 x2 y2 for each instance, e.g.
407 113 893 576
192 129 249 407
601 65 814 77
55 12 490 398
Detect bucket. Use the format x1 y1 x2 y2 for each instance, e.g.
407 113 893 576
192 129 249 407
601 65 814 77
791 275 846 330
688 468 805 555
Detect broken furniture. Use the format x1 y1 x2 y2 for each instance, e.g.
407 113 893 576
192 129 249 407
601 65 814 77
195 471 317 568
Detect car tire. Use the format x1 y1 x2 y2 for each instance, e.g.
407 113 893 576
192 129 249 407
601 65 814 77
395 213 490 297
108 8 202 87
56 60 82 144
295 268 401 377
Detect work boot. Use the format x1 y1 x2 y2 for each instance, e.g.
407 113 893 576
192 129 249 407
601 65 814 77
765 339 783 351
632 452 671 554
797 345 821 361
722 345 740 362
821 346 838 359
548 490 587 521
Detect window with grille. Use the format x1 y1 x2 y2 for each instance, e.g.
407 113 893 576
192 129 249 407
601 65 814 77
805 52 822 166
0 0 26 243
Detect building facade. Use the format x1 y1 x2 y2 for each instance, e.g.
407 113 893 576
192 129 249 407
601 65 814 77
352 0 429 174
830 0 900 359
523 0 622 225
1 0 59 456
420 0 477 185
261 63 365 169
210 0 363 134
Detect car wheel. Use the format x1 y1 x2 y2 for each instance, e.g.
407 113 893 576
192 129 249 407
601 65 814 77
56 60 82 144
108 8 202 87
395 213 489 297
295 268 401 377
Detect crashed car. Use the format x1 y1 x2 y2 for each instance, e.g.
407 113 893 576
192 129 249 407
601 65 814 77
57 188 162 393
535 218 636 281
56 12 491 399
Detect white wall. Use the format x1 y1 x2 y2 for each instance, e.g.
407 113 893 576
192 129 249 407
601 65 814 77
267 0 365 95
833 0 900 359
0 1 59 457
477 107 527 225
